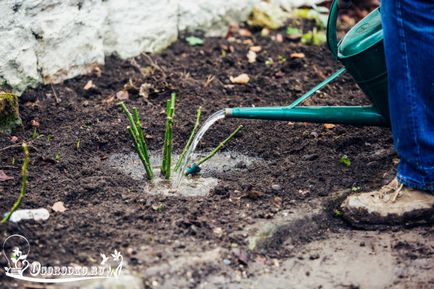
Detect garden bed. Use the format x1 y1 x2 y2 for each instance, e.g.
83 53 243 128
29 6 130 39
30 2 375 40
1 21 432 289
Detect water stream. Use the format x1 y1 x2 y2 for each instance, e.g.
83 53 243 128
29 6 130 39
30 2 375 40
174 109 226 187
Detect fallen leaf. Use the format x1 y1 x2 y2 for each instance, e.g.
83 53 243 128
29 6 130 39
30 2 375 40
0 171 13 182
213 227 223 237
243 190 264 200
249 46 262 52
52 201 67 213
247 50 257 63
290 52 305 59
242 39 253 45
230 73 250 84
10 136 18 143
323 123 336 129
83 80 94 90
93 67 102 77
186 36 204 46
239 28 252 37
275 33 283 43
139 83 152 99
232 248 249 266
260 28 270 37
31 119 40 128
116 90 129 100
103 95 115 105
272 196 282 208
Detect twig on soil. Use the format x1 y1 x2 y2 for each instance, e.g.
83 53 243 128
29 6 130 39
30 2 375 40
1 143 29 223
51 84 61 104
204 75 216 88
161 93 176 179
119 102 154 180
0 143 38 152
175 106 202 172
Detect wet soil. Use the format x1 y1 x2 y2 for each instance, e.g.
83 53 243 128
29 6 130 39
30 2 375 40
0 20 432 289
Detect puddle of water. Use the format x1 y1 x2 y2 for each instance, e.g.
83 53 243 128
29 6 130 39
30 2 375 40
107 151 261 197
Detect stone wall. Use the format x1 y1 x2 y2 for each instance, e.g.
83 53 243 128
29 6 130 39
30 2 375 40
0 0 320 94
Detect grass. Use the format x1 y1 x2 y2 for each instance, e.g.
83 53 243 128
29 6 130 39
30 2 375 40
1 143 29 223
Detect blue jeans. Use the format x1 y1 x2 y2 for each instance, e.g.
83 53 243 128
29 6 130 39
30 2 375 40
381 0 434 191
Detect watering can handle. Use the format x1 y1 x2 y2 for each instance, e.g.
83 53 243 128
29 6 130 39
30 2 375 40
326 0 340 58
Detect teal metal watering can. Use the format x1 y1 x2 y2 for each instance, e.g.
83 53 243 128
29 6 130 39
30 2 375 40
225 0 389 126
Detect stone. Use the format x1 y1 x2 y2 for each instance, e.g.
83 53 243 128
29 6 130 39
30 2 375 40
103 0 178 58
0 0 322 93
0 92 21 132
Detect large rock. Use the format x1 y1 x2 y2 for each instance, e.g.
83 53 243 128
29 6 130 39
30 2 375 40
178 0 260 37
103 0 178 59
0 0 322 94
0 1 41 93
26 0 106 84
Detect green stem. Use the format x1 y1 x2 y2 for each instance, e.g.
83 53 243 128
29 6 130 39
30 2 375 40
128 128 153 180
161 93 176 179
175 106 202 171
196 125 243 166
119 102 153 180
1 143 29 223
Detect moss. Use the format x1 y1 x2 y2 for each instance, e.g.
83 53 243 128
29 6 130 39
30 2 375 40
0 92 21 133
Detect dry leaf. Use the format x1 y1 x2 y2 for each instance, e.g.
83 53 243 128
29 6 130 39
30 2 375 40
52 201 67 213
116 90 129 100
93 67 102 77
275 33 283 43
323 123 336 129
247 50 257 63
272 196 282 208
10 136 18 143
243 190 264 200
0 171 13 182
260 28 270 37
83 80 94 90
31 119 40 128
250 46 262 52
290 52 305 59
242 39 253 45
230 73 250 84
139 83 152 99
103 95 115 105
239 28 253 37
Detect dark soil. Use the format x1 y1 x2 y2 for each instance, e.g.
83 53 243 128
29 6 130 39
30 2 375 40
0 20 429 288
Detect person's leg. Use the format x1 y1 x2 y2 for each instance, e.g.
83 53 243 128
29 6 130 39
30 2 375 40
340 0 434 227
382 0 434 191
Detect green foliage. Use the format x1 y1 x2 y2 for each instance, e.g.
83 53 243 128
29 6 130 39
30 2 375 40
333 209 343 218
286 27 302 37
301 28 326 46
1 143 29 223
186 36 204 46
292 7 329 29
339 155 352 167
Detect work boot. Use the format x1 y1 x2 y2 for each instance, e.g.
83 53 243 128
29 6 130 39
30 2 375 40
340 178 434 227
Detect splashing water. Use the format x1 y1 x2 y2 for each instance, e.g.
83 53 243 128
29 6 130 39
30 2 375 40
174 109 226 187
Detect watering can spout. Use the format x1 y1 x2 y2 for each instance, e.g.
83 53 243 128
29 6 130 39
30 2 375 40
225 106 387 126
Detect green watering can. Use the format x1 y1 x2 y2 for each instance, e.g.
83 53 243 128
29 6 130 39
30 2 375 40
225 0 389 126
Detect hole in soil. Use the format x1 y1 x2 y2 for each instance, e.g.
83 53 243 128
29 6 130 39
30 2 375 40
107 151 263 197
